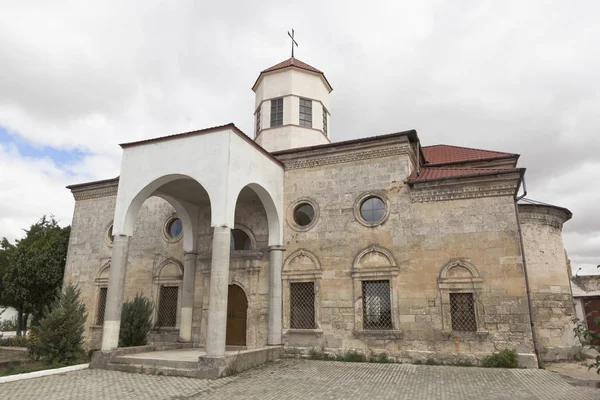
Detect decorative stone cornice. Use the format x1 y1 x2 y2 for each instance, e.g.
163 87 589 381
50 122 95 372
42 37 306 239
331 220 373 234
518 204 571 230
410 183 518 203
283 145 410 170
71 185 118 201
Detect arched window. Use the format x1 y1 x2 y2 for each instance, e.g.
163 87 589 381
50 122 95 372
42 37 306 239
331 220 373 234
153 260 183 328
231 229 252 251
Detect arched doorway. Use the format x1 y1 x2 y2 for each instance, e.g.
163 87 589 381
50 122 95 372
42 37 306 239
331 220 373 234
226 284 248 346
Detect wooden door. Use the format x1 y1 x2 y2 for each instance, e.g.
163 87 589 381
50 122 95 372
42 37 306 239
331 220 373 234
226 285 248 346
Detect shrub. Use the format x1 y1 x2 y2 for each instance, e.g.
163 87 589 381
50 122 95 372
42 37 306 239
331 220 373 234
370 352 392 364
0 336 30 347
338 350 366 363
119 294 154 347
481 349 519 368
28 284 87 363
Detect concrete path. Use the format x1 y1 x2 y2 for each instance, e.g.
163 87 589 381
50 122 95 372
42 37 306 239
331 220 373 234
0 359 598 399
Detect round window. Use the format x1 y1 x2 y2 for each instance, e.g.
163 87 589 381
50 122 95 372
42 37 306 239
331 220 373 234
360 196 386 223
293 203 315 227
167 218 183 238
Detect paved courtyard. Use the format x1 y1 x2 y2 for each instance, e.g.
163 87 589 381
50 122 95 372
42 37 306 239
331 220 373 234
1 359 598 399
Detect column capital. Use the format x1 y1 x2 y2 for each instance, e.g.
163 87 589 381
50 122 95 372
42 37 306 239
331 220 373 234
268 245 286 252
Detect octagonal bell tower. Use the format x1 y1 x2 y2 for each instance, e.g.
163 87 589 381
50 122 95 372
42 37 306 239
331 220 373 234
252 58 333 152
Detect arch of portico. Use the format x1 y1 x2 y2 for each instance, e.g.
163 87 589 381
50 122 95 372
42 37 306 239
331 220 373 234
101 126 285 359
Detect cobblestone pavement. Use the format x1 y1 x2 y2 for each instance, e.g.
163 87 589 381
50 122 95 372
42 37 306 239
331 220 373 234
1 360 599 400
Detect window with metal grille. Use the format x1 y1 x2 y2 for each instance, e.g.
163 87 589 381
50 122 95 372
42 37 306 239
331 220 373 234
290 282 315 329
450 292 477 332
323 108 328 134
255 106 261 134
158 286 178 327
270 98 283 127
96 287 108 325
299 98 312 127
362 280 392 330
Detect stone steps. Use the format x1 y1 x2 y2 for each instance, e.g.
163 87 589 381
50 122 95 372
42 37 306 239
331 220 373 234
106 361 210 379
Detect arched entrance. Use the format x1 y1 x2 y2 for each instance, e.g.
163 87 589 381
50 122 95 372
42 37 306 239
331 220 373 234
226 284 248 346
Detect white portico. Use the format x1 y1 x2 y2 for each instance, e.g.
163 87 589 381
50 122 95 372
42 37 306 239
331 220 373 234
101 124 285 358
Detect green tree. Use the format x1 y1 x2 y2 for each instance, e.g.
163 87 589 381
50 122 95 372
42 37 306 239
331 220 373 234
28 284 87 363
572 264 600 374
119 294 154 347
0 238 16 300
0 216 71 336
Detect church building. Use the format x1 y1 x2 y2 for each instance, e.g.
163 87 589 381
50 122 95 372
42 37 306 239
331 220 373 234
64 56 578 369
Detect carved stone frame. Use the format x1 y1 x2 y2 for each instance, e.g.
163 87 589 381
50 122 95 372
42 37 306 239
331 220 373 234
152 258 184 328
353 191 390 227
92 260 111 328
437 259 486 334
282 249 323 334
351 246 401 336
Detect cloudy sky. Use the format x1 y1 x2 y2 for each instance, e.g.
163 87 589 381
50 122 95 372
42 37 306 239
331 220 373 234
0 1 598 273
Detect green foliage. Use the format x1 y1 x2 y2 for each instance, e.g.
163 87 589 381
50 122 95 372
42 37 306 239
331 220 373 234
572 269 600 375
0 315 18 331
0 217 71 334
119 294 154 347
417 357 474 367
0 336 30 347
340 349 366 362
28 284 87 364
481 349 519 368
370 352 392 364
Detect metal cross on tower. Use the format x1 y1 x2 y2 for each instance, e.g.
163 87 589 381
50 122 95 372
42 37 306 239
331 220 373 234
288 29 298 58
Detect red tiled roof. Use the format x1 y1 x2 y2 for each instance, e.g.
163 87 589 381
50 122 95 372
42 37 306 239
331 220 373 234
253 57 332 91
407 167 521 184
422 145 517 165
262 57 323 74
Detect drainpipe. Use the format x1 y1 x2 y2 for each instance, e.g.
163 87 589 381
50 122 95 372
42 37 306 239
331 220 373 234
513 174 540 364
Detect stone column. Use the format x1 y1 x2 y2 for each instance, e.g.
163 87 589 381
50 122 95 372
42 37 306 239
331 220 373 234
101 235 130 351
268 245 285 346
206 226 231 357
179 251 197 343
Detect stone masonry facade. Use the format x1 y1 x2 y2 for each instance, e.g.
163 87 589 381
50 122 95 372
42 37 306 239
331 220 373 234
64 132 575 365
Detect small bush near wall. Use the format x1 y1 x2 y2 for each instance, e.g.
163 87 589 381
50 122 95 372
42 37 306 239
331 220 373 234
28 284 88 364
119 294 154 347
481 349 519 368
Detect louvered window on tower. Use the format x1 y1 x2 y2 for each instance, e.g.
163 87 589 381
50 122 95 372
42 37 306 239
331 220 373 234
450 292 477 332
290 282 315 329
362 280 392 330
96 287 108 325
323 108 328 134
270 98 283 127
158 286 178 327
299 98 312 127
256 106 261 134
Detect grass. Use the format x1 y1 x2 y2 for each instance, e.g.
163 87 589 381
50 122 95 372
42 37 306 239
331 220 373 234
0 349 90 377
307 348 400 364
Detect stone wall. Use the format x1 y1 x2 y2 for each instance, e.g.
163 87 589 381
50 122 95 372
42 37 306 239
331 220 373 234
519 204 579 361
279 143 535 364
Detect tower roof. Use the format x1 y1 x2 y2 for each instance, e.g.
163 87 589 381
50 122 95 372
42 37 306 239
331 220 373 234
252 57 333 92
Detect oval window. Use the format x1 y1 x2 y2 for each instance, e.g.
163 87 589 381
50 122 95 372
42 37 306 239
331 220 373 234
167 218 183 238
293 203 315 227
360 197 386 223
